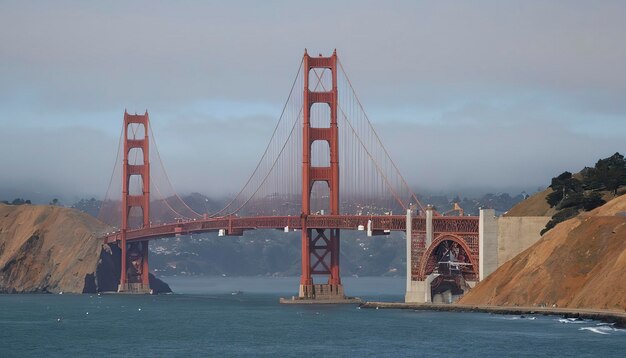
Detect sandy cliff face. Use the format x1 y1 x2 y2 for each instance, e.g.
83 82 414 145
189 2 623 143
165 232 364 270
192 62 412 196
0 204 108 293
460 195 626 310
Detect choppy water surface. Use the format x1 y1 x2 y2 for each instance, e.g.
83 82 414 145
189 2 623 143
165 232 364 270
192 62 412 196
1 276 624 357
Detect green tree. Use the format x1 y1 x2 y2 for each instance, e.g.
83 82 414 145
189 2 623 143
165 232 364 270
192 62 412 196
542 153 625 235
582 192 606 211
587 152 626 195
546 171 581 207
71 197 102 217
541 207 580 235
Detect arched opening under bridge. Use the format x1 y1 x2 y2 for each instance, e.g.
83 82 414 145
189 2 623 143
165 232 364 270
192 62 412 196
419 234 478 302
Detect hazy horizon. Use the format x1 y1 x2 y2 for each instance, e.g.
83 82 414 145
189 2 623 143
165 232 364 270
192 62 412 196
1 1 625 203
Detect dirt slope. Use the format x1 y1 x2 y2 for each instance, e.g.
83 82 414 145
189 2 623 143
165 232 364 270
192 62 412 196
460 194 626 311
504 188 556 217
0 204 111 293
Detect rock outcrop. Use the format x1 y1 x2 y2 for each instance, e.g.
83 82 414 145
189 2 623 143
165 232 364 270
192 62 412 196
459 194 626 311
0 203 170 294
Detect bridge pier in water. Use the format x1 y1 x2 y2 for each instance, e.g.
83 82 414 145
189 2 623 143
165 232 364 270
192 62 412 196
298 227 343 300
119 241 150 293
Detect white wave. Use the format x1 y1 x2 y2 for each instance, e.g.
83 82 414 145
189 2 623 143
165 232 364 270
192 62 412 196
579 325 626 335
557 318 586 324
503 315 536 321
579 326 612 335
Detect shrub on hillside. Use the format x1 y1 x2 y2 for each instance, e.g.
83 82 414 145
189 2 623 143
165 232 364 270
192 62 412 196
0 198 32 205
582 152 626 195
542 152 624 235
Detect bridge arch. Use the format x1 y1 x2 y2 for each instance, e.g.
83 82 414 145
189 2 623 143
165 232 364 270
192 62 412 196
418 233 478 281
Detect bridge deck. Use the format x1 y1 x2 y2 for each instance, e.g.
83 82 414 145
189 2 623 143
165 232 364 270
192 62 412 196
100 215 479 244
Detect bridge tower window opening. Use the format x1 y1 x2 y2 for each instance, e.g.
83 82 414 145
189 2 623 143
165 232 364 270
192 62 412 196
308 67 333 91
128 174 144 196
127 206 145 230
310 140 330 167
126 123 146 140
127 147 144 165
310 103 331 128
310 181 330 215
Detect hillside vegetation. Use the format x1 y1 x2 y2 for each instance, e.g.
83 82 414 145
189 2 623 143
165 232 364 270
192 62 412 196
541 153 626 234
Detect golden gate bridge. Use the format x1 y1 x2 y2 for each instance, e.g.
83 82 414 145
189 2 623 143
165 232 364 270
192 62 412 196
97 50 479 301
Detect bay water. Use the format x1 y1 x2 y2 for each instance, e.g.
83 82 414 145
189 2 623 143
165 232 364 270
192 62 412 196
1 276 624 357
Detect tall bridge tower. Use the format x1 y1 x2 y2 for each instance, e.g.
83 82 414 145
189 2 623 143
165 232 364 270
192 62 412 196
119 111 151 293
299 50 344 299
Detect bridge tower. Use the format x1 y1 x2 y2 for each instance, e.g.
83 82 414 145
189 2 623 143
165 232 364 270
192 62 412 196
299 50 344 300
119 111 151 293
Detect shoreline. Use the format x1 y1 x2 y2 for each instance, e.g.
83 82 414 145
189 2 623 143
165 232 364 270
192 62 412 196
360 302 626 328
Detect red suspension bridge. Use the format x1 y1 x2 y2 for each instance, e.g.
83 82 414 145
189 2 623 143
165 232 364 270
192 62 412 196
98 50 479 300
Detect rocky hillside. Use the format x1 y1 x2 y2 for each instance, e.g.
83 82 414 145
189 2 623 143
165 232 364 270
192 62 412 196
0 204 106 293
0 203 169 293
459 194 626 311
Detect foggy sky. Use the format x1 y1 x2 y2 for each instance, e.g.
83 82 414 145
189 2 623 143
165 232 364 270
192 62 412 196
1 1 625 202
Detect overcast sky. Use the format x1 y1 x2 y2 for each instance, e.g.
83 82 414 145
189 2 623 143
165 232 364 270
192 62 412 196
1 1 625 202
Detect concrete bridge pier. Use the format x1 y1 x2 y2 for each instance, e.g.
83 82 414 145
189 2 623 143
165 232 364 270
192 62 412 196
405 207 435 303
479 208 498 280
405 275 436 303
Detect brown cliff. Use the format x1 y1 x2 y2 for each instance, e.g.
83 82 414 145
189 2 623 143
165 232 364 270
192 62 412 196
460 194 626 311
0 203 170 293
